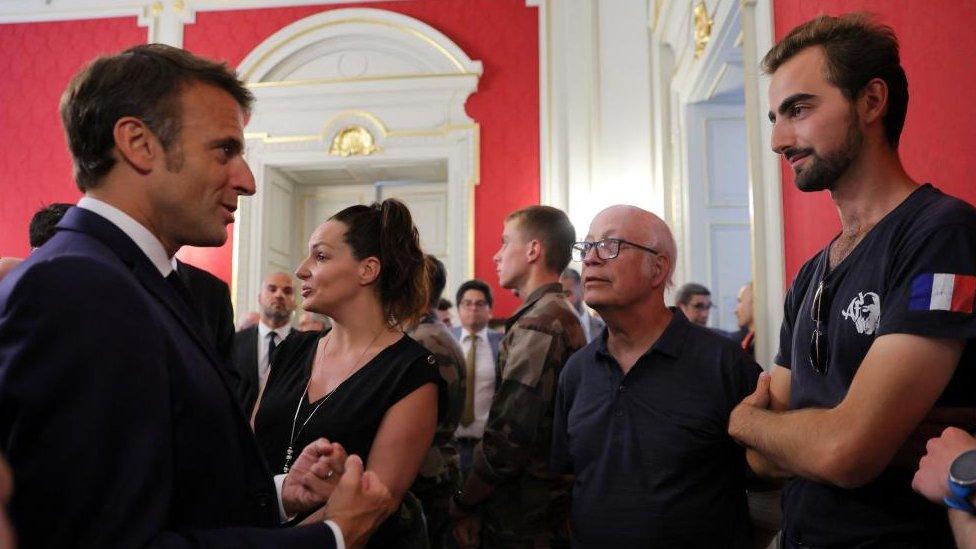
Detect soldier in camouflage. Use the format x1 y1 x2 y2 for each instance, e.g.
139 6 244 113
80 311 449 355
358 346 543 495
450 206 585 549
408 255 466 548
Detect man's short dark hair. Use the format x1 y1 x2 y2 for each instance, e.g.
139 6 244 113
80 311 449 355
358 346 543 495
762 13 908 148
29 203 72 248
456 279 493 309
506 205 576 274
675 282 711 306
561 267 581 286
60 44 254 192
437 298 453 312
426 255 447 309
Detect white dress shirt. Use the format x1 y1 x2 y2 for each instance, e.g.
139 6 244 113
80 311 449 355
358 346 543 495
78 198 344 548
454 326 497 439
257 321 292 383
78 197 172 276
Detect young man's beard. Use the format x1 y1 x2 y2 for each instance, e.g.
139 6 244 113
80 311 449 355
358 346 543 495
794 109 863 192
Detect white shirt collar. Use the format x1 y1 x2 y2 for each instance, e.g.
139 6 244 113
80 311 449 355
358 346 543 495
77 196 172 277
258 320 292 339
463 326 490 341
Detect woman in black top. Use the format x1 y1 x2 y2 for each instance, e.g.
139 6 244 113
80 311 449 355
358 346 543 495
253 199 441 547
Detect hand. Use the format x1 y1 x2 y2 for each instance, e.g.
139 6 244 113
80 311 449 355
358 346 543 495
728 372 770 443
303 454 396 549
302 441 348 505
912 426 976 504
453 513 481 548
282 438 341 516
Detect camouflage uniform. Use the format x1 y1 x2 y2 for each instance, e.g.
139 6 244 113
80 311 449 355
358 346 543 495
408 314 466 548
470 283 585 548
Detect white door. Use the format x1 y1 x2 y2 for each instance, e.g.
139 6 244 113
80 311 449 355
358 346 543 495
683 102 752 331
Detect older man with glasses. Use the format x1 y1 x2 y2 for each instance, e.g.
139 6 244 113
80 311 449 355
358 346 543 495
550 204 761 547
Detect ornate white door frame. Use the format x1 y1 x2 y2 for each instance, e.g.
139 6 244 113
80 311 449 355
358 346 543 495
232 7 481 315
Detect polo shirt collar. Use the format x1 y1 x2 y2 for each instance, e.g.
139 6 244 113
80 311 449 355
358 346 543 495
596 306 690 361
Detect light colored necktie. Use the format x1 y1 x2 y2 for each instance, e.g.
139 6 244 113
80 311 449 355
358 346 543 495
461 334 477 426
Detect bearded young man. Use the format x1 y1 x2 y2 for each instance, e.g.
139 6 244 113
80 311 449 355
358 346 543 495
728 14 976 547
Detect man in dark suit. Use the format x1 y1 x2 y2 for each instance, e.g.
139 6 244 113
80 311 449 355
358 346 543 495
177 260 236 366
450 279 502 477
0 44 391 548
234 271 295 414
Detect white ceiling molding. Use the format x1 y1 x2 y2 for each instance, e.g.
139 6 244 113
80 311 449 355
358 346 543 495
0 0 391 47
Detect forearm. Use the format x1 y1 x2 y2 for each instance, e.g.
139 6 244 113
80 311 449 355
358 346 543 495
746 449 791 479
732 405 857 485
951 510 976 549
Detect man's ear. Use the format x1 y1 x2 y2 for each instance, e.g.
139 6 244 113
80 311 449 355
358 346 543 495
858 78 889 127
112 116 159 174
525 239 542 264
650 254 671 289
359 256 381 286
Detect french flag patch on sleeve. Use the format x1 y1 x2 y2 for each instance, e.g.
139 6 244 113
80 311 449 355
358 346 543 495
909 273 976 312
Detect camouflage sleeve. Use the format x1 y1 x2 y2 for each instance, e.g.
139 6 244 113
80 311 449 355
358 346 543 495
472 325 562 485
550 366 573 474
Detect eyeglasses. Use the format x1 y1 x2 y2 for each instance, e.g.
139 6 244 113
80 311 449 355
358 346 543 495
572 238 659 262
809 264 830 376
459 299 489 309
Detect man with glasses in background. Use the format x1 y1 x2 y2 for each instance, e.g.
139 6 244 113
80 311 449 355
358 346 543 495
451 279 503 478
675 282 714 327
727 14 976 546
551 205 760 546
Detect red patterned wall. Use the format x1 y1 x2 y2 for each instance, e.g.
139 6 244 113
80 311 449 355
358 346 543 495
0 18 144 257
0 0 538 317
773 1 976 282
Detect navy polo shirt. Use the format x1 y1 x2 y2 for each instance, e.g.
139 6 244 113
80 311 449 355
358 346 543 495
551 309 761 548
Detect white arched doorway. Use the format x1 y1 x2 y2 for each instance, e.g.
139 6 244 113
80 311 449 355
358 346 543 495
233 7 482 315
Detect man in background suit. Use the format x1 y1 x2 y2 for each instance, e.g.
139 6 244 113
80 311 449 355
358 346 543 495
560 267 605 342
233 271 296 414
0 44 391 548
451 279 502 477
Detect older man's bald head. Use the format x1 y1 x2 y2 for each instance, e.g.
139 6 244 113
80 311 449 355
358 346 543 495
588 205 676 286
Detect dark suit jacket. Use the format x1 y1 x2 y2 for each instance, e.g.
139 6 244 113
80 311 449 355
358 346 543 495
177 260 235 367
233 325 260 414
0 207 334 548
451 326 502 362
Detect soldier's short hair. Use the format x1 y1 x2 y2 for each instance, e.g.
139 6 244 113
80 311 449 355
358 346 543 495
506 205 575 274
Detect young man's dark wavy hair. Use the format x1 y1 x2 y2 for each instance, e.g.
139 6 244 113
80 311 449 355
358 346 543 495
763 13 908 148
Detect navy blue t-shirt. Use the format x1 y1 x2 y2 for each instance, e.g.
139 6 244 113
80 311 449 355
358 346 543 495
776 184 976 547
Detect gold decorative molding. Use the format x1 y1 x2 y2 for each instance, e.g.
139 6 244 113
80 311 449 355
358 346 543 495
329 125 379 157
693 2 713 60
